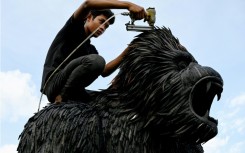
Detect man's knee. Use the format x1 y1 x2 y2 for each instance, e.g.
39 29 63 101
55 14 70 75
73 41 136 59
87 54 105 73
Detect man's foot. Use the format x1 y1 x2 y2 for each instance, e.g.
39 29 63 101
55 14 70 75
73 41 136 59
56 88 91 103
55 95 62 104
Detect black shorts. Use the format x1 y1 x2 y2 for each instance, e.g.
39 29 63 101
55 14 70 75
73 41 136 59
43 54 105 102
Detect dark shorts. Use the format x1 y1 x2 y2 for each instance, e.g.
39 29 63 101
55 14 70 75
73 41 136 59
44 54 105 102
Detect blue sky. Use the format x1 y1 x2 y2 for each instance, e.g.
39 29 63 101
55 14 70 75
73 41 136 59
1 0 245 152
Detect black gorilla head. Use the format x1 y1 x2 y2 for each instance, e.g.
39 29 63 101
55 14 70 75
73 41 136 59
110 27 223 143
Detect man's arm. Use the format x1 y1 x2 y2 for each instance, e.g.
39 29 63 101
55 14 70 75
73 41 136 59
101 46 131 77
74 0 146 21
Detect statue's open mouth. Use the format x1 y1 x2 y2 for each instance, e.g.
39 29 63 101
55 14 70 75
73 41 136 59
190 76 223 125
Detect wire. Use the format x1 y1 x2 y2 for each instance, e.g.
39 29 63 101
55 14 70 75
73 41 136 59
38 13 121 111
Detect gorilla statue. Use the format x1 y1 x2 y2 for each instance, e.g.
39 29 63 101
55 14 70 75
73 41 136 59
18 27 223 153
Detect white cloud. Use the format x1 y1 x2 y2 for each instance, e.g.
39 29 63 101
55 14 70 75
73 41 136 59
203 93 245 152
227 93 245 135
0 70 48 122
228 141 245 153
230 93 245 107
234 118 245 134
0 144 17 153
204 137 245 153
203 136 229 153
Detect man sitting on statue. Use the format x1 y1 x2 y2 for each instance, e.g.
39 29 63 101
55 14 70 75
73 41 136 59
40 0 146 103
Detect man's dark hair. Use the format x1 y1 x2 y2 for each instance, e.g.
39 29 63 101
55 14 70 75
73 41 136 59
90 9 115 25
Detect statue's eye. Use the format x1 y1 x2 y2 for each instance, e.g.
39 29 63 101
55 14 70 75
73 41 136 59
175 51 194 70
178 61 189 70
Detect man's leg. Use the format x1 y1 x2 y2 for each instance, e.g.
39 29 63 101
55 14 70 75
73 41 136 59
44 54 105 103
44 71 66 103
58 54 105 102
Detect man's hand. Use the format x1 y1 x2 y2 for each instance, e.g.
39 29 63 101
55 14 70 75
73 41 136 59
128 3 146 20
